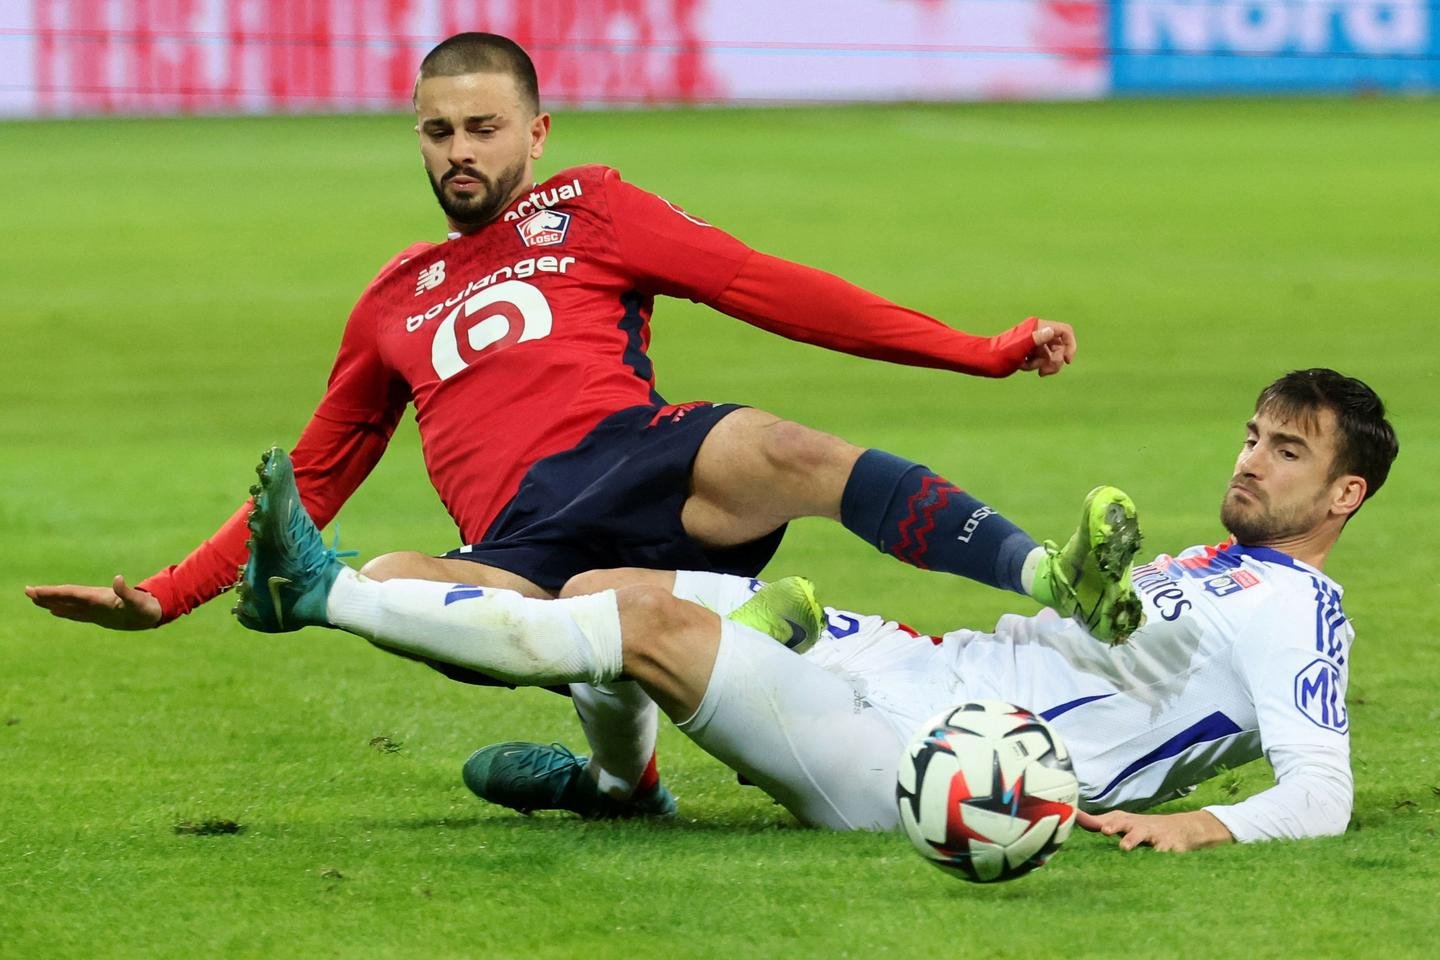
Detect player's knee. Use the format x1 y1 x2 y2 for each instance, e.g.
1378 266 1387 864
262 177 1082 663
560 569 609 598
615 583 690 630
758 418 862 481
359 550 434 582
614 584 700 668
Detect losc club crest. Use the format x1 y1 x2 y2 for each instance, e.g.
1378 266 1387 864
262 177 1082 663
515 209 571 247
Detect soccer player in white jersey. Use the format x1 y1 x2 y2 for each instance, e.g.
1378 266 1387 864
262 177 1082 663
235 368 1396 851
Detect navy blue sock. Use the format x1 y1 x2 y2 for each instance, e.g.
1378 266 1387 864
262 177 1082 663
839 449 1036 596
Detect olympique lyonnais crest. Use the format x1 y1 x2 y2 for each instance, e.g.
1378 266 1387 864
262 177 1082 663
1203 569 1261 597
516 209 572 248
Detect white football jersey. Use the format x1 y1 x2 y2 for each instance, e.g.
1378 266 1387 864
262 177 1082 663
816 543 1353 821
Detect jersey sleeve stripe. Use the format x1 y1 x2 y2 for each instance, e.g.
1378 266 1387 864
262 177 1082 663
616 290 663 404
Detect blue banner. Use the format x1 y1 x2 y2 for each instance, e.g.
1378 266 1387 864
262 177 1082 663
1111 0 1440 93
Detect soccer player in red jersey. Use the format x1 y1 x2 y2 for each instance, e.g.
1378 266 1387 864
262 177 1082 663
29 33 1100 813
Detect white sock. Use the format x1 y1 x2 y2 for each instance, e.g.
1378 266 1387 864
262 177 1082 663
1019 545 1047 596
325 569 623 685
570 681 659 800
671 569 760 616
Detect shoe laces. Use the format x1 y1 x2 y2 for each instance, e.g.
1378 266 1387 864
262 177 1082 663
512 742 584 780
498 743 587 807
290 511 358 575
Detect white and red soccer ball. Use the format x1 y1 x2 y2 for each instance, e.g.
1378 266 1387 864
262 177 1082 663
897 700 1079 883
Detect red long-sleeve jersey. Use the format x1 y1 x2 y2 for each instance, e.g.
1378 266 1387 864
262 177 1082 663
139 165 1038 622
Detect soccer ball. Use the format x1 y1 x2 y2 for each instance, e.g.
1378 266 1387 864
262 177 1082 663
897 700 1079 883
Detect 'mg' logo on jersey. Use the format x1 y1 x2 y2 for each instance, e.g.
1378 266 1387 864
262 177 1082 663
1293 658 1348 733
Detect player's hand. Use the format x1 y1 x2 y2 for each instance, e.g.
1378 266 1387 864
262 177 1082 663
1020 320 1076 377
25 576 163 630
1077 809 1234 853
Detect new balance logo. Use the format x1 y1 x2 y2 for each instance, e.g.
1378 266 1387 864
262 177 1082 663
415 260 446 296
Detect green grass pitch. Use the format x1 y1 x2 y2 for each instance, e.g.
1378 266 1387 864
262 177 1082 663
2 98 1438 959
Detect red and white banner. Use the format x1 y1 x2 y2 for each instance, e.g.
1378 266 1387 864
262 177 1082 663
0 0 1106 117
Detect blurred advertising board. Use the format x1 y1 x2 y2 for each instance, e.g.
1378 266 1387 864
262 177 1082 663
1110 0 1440 93
0 0 1434 117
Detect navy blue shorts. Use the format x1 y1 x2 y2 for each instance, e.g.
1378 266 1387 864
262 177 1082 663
443 400 787 592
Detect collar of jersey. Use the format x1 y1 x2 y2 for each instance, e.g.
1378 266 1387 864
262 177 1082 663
1220 541 1330 581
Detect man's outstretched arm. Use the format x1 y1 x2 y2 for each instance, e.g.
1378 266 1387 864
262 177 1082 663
601 170 1076 379
712 253 1075 378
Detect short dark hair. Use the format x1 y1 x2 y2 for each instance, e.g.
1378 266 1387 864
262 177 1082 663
1255 368 1398 503
413 33 540 114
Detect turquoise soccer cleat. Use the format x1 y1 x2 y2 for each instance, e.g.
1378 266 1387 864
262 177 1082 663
462 741 677 819
1029 485 1145 645
232 446 350 633
728 576 825 654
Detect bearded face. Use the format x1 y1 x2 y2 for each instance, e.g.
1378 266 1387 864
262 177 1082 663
1219 407 1342 546
415 71 547 232
426 153 529 227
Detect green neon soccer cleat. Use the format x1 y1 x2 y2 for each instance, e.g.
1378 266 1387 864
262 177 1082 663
462 741 677 819
728 576 825 654
232 446 350 633
1029 485 1145 645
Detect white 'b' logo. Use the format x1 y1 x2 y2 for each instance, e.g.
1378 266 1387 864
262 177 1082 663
431 280 553 380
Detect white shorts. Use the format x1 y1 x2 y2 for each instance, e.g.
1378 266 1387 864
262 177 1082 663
805 617 959 743
677 620 951 831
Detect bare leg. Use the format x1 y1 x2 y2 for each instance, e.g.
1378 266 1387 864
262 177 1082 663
683 407 1040 598
682 408 863 547
360 551 552 598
